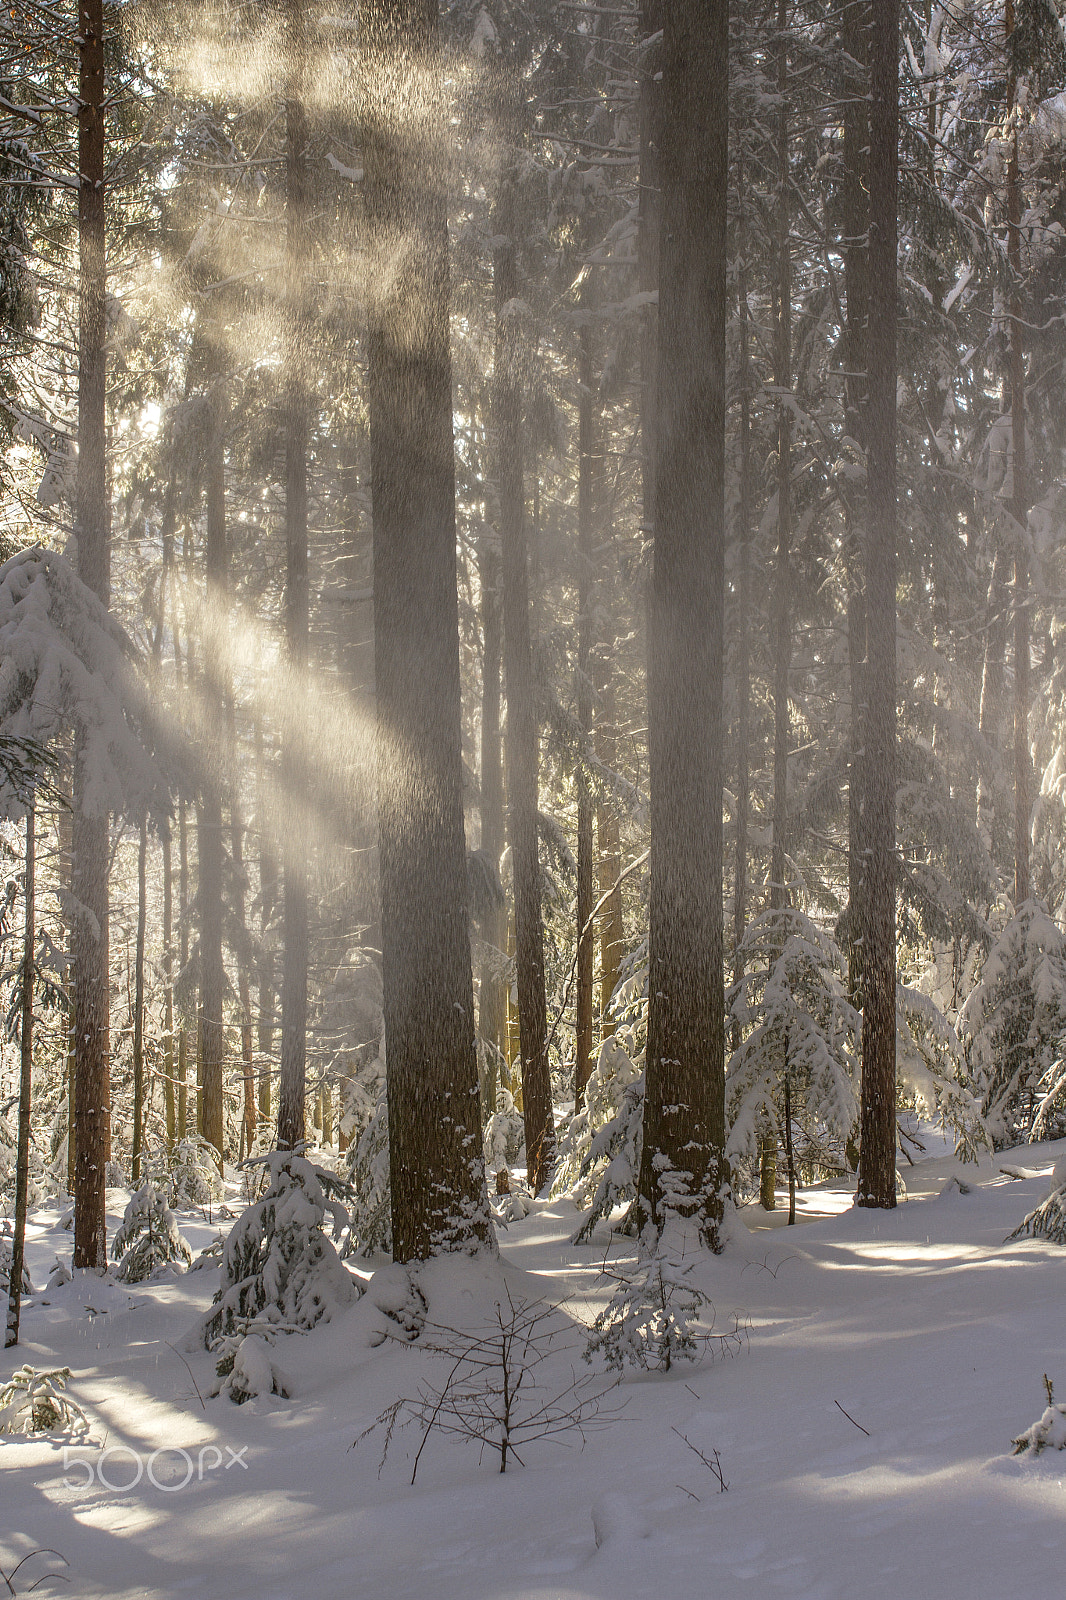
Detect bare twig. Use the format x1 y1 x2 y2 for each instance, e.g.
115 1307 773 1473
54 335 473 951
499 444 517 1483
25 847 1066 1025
164 1339 206 1412
672 1427 728 1492
834 1398 870 1436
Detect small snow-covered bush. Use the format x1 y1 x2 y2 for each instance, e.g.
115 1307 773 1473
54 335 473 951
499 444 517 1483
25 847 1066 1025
726 909 859 1191
347 1087 391 1256
0 1222 31 1295
1012 1377 1066 1454
0 1365 88 1436
111 1183 192 1282
188 1149 360 1400
586 1226 745 1375
1008 1158 1066 1245
552 1036 645 1244
163 1137 224 1209
483 1087 525 1187
959 901 1066 1147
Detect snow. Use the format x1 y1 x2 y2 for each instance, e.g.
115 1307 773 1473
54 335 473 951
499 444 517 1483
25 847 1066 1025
3 1139 1066 1599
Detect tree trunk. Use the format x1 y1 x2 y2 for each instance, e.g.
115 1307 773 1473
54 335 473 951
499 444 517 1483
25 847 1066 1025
636 0 730 1248
857 0 899 1211
732 160 752 1055
131 817 147 1184
254 656 276 1123
477 537 506 1112
842 0 870 1012
5 806 34 1347
177 793 189 1139
363 0 493 1261
278 0 311 1151
494 126 554 1194
770 0 792 914
575 302 596 1111
72 0 110 1270
595 673 625 1037
1007 0 1030 906
199 398 227 1160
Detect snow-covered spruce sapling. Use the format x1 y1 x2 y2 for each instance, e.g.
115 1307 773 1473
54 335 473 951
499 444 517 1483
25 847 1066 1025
1007 1157 1066 1245
1012 1375 1066 1455
0 1221 32 1295
0 1365 88 1435
163 1137 224 1210
359 1289 621 1479
111 1183 192 1282
346 1085 391 1256
552 1035 645 1243
187 1149 360 1401
586 1221 747 1374
959 901 1066 1147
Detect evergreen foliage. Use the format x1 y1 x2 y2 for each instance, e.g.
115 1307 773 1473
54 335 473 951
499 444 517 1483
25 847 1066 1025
111 1183 192 1282
189 1150 360 1400
0 1364 88 1435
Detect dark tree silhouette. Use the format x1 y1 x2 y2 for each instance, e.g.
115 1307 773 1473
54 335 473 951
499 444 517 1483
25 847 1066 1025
636 0 731 1248
363 0 493 1260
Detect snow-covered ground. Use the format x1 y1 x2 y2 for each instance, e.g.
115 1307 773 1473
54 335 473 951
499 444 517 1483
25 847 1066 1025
3 1140 1064 1600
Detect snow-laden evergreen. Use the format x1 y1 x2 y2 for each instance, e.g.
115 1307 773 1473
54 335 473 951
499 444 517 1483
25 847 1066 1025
552 1035 644 1243
0 546 166 822
959 900 1066 1146
111 1183 192 1282
1008 1154 1066 1244
188 1150 360 1400
0 1364 88 1435
726 908 859 1186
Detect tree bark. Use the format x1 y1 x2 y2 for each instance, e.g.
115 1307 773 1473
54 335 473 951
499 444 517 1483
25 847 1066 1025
1007 0 1030 906
72 0 110 1270
131 817 147 1183
575 302 596 1111
842 0 870 1012
278 0 311 1151
857 0 899 1211
494 120 554 1193
636 0 730 1248
5 806 34 1347
477 536 506 1106
770 0 792 915
363 0 493 1261
254 652 276 1123
199 395 227 1160
732 160 752 1056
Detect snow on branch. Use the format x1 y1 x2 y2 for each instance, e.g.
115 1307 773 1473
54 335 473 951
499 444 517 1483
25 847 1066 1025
0 545 170 822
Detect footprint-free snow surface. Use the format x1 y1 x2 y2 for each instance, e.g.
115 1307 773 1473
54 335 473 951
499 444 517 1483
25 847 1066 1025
3 1138 1064 1600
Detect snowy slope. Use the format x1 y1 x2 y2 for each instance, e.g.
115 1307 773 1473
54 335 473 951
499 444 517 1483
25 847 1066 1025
2 1142 1064 1600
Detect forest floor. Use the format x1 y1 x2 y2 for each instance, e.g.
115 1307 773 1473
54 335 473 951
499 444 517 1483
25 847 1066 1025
2 1134 1064 1600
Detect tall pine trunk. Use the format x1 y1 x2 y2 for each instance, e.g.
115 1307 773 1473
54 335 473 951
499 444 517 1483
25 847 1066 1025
131 818 148 1183
72 0 111 1270
842 0 869 1013
575 301 596 1110
494 124 554 1193
199 399 227 1159
857 0 899 1210
770 0 792 915
477 537 506 1105
278 0 311 1150
5 806 34 1346
637 0 730 1248
363 0 492 1261
1007 0 1030 906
